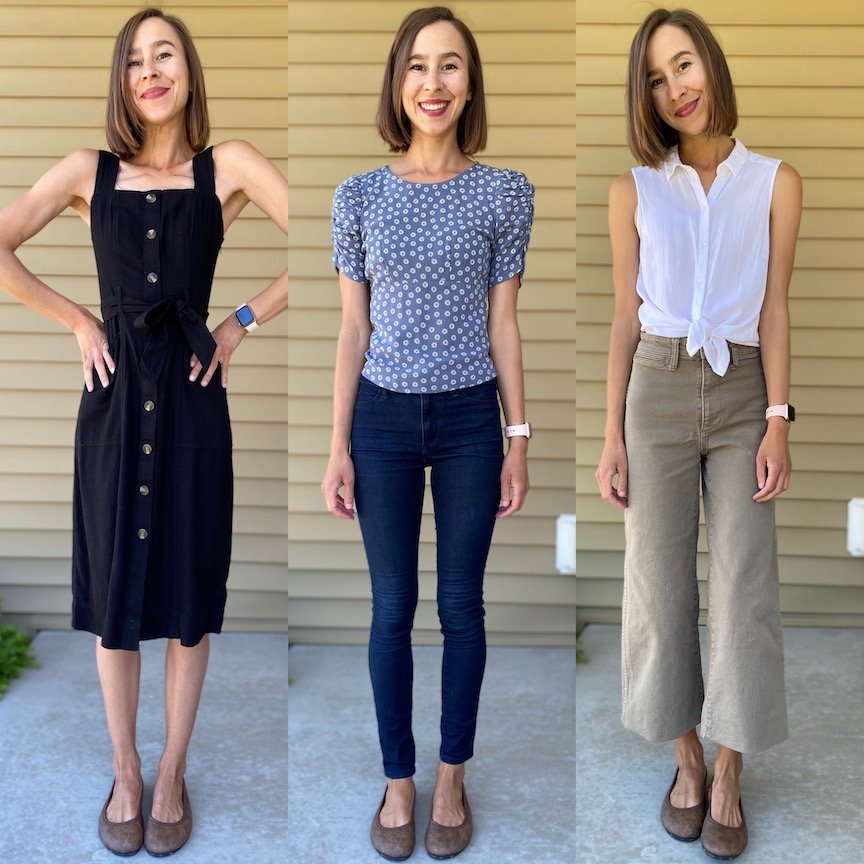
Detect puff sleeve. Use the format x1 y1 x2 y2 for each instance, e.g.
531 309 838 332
489 169 535 289
331 175 367 283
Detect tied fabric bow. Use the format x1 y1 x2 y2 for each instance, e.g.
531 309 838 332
133 297 217 373
686 317 731 377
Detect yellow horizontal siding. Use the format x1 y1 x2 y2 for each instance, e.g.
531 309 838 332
574 0 864 625
287 0 577 645
0 1 287 632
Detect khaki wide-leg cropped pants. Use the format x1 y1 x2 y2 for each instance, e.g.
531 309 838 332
622 334 788 754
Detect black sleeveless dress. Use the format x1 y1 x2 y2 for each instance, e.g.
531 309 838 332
72 147 233 650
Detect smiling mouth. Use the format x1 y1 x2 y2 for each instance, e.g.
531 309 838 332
141 87 169 100
419 101 449 116
675 98 699 118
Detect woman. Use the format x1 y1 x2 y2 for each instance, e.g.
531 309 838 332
0 8 287 857
322 6 533 860
595 8 800 861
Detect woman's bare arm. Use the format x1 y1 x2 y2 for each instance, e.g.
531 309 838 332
488 275 528 517
321 274 373 519
0 149 115 391
192 140 289 387
753 161 802 502
595 172 642 509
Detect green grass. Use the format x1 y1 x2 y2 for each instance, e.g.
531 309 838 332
0 601 39 698
576 629 588 664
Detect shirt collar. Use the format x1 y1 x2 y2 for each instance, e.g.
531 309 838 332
663 139 749 180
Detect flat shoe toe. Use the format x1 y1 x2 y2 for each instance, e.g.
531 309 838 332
660 769 707 842
424 787 473 860
144 781 193 857
98 781 144 857
701 786 748 860
370 785 416 861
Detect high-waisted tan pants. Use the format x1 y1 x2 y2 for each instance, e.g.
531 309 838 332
622 334 787 754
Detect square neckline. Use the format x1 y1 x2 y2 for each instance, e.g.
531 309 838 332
110 148 208 194
94 146 224 240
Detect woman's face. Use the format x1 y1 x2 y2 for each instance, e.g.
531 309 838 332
126 16 190 129
645 24 710 137
400 21 472 143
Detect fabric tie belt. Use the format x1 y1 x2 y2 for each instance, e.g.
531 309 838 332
686 317 732 377
103 297 217 372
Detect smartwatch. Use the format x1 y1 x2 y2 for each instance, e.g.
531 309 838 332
234 303 259 333
765 404 795 422
504 422 531 439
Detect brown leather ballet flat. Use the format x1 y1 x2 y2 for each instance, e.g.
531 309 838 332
144 781 193 857
98 781 144 857
424 786 473 860
701 785 748 860
660 768 708 842
370 783 416 861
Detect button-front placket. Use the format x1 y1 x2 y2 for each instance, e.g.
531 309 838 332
132 190 162 563
686 169 711 325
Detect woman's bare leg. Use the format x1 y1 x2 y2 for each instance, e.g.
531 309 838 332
431 761 466 826
669 728 707 808
96 638 143 822
711 746 743 827
379 777 416 828
150 636 210 822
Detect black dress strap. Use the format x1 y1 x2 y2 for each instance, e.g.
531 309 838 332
95 150 120 196
192 146 216 195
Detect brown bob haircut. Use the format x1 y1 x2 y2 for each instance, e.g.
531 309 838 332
106 7 209 158
376 6 487 155
626 8 737 168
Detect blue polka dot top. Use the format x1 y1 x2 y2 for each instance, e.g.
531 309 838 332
332 162 534 393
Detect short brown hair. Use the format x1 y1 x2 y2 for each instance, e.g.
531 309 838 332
626 8 737 168
376 6 487 155
106 7 209 158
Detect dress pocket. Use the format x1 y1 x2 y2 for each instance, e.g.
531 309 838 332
75 376 120 446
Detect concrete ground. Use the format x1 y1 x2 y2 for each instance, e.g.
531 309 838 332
575 624 864 863
0 631 287 864
288 644 577 864
5 626 858 863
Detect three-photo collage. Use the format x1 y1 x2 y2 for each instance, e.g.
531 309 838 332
0 2 861 863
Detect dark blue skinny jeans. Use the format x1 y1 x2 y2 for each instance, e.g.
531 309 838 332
351 376 503 779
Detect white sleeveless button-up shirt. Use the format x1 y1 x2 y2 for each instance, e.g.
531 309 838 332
632 140 781 376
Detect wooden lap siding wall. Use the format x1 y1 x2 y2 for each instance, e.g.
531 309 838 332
0 1 288 634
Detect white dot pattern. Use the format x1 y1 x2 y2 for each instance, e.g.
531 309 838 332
332 163 534 393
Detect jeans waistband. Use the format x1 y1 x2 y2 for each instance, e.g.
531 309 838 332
638 334 760 370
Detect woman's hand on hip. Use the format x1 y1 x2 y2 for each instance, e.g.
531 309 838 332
753 422 792 502
323 451 356 519
497 442 528 518
596 437 629 509
73 310 115 392
190 316 246 388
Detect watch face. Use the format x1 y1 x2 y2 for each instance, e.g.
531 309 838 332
788 405 796 421
235 305 255 328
